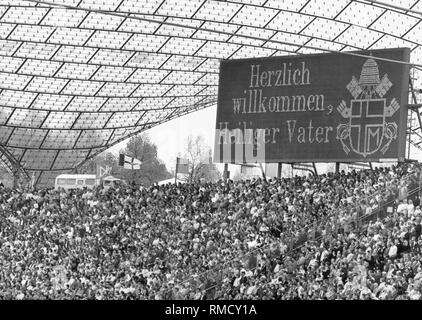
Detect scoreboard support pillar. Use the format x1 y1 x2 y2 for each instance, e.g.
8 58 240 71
277 162 282 178
291 163 317 177
312 163 318 176
223 163 229 181
335 162 340 173
259 163 267 182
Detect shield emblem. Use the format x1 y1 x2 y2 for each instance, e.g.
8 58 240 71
348 99 386 157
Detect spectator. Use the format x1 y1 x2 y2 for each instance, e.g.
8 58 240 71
0 162 420 300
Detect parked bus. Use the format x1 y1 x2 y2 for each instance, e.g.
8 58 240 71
55 174 122 190
55 174 97 190
102 176 122 189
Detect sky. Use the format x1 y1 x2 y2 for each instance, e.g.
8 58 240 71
110 105 218 173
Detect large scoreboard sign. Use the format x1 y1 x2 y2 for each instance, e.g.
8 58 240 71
214 48 410 163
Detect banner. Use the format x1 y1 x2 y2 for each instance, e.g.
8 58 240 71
176 157 189 174
118 154 142 170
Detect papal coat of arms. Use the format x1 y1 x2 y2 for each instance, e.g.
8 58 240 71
336 58 400 157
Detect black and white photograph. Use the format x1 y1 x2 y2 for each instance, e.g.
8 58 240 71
1 0 422 315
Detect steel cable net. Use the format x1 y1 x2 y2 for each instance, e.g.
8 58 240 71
1 0 422 187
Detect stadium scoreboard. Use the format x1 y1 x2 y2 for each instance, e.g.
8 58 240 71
214 48 410 163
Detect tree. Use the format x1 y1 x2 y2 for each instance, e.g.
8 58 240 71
78 134 171 186
119 134 171 186
183 134 221 183
0 163 12 188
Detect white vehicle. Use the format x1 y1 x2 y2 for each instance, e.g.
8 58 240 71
55 174 97 190
102 175 121 189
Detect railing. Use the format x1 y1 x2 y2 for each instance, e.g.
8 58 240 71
184 167 422 300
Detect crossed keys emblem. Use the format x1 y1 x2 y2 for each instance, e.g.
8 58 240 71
336 58 400 157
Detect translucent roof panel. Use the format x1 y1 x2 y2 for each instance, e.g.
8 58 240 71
7 109 49 128
0 0 422 187
51 149 89 170
7 129 47 148
42 112 79 129
21 149 57 170
193 1 243 23
41 130 81 149
75 129 112 148
0 127 13 144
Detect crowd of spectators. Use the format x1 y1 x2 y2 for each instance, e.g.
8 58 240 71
0 162 421 300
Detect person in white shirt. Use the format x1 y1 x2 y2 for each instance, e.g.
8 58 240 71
388 241 398 259
407 199 415 216
414 205 422 216
397 201 408 215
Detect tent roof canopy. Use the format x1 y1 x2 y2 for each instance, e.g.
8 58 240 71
0 0 422 187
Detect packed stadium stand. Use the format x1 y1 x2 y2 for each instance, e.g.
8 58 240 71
0 162 421 300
